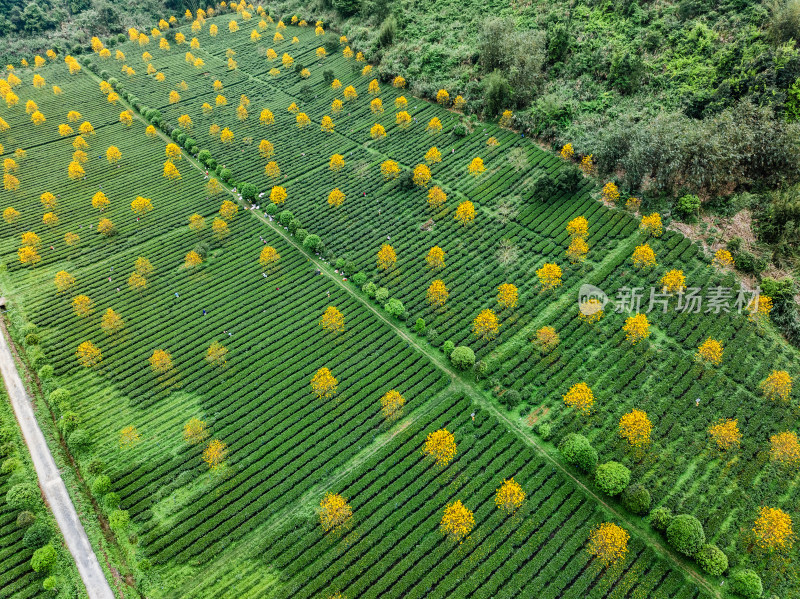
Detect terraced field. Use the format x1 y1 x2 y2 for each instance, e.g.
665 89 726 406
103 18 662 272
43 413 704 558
0 5 797 599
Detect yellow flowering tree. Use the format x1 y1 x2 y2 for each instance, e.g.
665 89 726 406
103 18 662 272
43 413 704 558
472 309 499 340
259 246 280 269
370 123 386 140
101 308 124 335
708 419 741 451
320 306 345 333
566 237 589 265
427 186 447 209
380 390 405 421
203 439 228 470
330 154 345 172
587 523 630 567
560 143 575 159
496 283 518 310
311 367 338 399
631 244 656 269
426 246 445 270
454 201 475 226
377 244 396 270
149 349 173 374
468 157 485 176
119 426 141 449
640 213 663 237
270 185 287 204
424 146 442 165
534 326 559 354
601 182 620 204
423 429 456 466
72 295 93 318
536 263 562 291
770 431 800 468
427 280 449 307
205 341 228 367
495 478 525 514
184 251 202 269
412 164 431 188
381 160 400 180
328 188 346 207
661 269 686 294
566 216 588 239
106 146 122 164
619 409 653 447
563 382 594 415
440 501 474 543
426 117 442 134
183 418 209 444
712 249 734 270
76 341 102 367
752 507 794 551
696 338 723 366
760 370 792 401
319 493 352 533
623 313 650 344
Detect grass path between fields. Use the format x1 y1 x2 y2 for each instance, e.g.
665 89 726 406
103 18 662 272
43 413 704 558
82 67 721 599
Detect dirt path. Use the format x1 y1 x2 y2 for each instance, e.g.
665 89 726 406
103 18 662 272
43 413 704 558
0 324 115 599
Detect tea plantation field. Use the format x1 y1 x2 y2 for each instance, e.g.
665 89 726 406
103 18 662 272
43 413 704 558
0 5 797 599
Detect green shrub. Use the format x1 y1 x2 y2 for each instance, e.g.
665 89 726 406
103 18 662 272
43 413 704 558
442 340 455 357
450 346 475 370
38 365 53 379
558 433 598 473
535 421 552 440
220 168 232 183
43 576 58 591
103 492 121 511
109 509 130 531
24 332 39 345
303 235 321 251
375 287 389 302
279 211 295 227
266 203 278 216
58 411 80 436
595 461 631 496
666 514 705 556
92 475 111 496
621 483 651 515
1 456 20 474
68 429 91 452
675 194 701 219
294 228 308 243
353 273 367 286
384 299 405 318
696 544 728 576
16 510 35 528
362 282 377 298
23 521 51 548
31 544 57 572
731 569 763 598
414 318 426 335
649 506 673 531
6 482 38 509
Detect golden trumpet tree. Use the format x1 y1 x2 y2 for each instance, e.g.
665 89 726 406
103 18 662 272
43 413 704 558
259 245 280 268
329 154 345 172
623 313 650 344
270 185 287 204
377 244 396 270
563 382 594 415
54 271 76 293
760 370 792 401
424 429 456 466
380 390 405 421
708 419 741 451
206 341 228 367
536 263 562 291
770 431 800 468
426 246 445 270
72 295 93 317
534 326 559 353
472 309 499 340
101 308 124 335
427 186 447 209
696 338 723 366
203 439 228 470
119 425 141 448
587 523 630 567
752 507 794 551
454 201 475 226
495 478 525 514
440 501 474 543
320 306 345 333
319 493 352 532
184 418 209 444
427 280 449 307
311 367 338 399
328 188 346 207
149 349 172 374
497 283 518 310
619 409 653 447
76 341 102 367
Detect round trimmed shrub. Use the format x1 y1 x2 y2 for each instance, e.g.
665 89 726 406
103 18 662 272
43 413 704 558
1 456 21 474
666 514 705 556
6 482 38 509
649 506 673 531
16 510 35 528
31 544 57 572
91 475 111 496
362 282 377 298
103 492 120 511
595 461 630 496
384 298 405 318
68 429 91 452
109 509 129 532
696 544 728 576
450 346 475 370
442 340 455 357
622 483 651 515
23 521 51 548
353 273 367 286
303 235 321 251
375 287 389 302
43 576 58 591
731 569 763 599
558 433 598 474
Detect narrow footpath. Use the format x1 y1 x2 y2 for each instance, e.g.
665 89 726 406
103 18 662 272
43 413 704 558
0 324 115 599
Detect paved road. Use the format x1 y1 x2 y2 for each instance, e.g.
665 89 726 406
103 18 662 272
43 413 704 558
0 326 115 599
